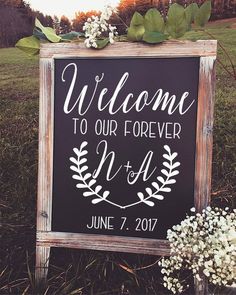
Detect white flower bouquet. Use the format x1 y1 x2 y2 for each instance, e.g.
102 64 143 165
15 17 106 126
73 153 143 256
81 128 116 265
159 207 236 294
83 5 118 49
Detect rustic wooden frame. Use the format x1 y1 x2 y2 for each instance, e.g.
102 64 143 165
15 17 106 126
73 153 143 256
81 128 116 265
36 41 217 291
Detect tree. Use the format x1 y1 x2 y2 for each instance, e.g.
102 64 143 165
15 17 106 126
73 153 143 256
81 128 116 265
116 0 236 24
0 0 32 47
72 10 99 32
53 15 60 35
60 15 71 34
0 0 56 47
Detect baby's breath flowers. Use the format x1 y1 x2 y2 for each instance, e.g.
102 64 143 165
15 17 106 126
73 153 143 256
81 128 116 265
83 5 118 49
159 207 236 294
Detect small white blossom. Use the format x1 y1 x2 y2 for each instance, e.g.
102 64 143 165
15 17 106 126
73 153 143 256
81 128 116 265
83 4 118 48
160 207 236 294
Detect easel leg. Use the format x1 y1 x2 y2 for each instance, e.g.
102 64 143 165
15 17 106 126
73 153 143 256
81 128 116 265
35 245 51 288
194 275 208 295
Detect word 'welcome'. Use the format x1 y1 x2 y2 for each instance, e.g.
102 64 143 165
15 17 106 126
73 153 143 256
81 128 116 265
62 63 195 116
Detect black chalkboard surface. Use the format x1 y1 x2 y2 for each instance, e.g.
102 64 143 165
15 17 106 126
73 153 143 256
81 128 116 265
52 57 199 239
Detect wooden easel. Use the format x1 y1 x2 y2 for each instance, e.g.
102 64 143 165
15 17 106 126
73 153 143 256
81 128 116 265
35 40 217 295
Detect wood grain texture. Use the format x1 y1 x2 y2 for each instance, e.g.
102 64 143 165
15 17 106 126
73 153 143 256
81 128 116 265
35 246 50 285
40 40 217 58
36 58 53 285
37 231 170 256
194 56 216 213
193 56 216 295
37 58 53 232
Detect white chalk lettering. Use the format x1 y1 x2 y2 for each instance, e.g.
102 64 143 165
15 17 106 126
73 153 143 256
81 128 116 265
62 64 195 116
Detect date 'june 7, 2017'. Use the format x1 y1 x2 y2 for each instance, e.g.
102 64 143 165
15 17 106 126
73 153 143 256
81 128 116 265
86 216 158 232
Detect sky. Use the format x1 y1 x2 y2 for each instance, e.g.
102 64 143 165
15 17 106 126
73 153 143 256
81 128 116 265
28 0 120 19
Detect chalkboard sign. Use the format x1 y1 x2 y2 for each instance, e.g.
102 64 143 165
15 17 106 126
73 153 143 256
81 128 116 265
52 57 199 239
36 41 217 283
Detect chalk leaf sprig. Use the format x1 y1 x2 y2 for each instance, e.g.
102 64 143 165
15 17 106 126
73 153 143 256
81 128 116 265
70 141 110 205
70 143 180 209
136 145 180 207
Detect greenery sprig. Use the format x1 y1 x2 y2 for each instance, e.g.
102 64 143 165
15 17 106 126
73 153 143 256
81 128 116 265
127 1 211 44
16 1 211 55
15 1 236 80
15 18 83 55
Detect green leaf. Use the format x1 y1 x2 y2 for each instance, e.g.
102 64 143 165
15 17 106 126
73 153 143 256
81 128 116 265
127 12 145 42
194 0 211 27
15 35 40 55
166 3 188 38
35 18 61 43
130 12 144 26
185 3 199 29
44 26 55 34
127 25 145 41
144 8 164 33
143 31 167 44
33 28 47 41
60 31 84 40
95 38 109 49
167 4 185 26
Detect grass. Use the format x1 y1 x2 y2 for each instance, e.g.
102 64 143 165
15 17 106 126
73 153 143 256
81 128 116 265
0 48 39 101
0 19 236 294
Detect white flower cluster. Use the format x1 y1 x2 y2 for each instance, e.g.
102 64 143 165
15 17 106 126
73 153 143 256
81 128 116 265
159 207 236 294
83 5 118 48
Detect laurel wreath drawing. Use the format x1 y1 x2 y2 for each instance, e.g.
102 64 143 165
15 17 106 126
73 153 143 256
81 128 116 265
70 142 180 209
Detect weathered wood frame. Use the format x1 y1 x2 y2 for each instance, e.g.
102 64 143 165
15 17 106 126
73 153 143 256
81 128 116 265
35 41 217 290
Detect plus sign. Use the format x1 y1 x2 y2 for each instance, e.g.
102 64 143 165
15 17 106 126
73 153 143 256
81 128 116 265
124 161 132 172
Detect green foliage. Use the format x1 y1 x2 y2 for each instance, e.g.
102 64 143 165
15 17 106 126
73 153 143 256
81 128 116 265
15 2 213 53
127 12 145 41
127 1 212 45
15 36 40 55
166 3 188 39
35 18 61 43
142 31 167 44
33 28 47 41
96 38 110 49
142 8 166 44
127 26 145 41
130 11 144 26
16 18 61 55
194 0 212 27
127 9 166 43
185 3 199 30
60 31 84 41
144 8 164 33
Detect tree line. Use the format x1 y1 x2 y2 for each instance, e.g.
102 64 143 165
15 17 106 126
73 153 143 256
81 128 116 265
73 0 236 35
0 0 71 47
0 0 236 48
